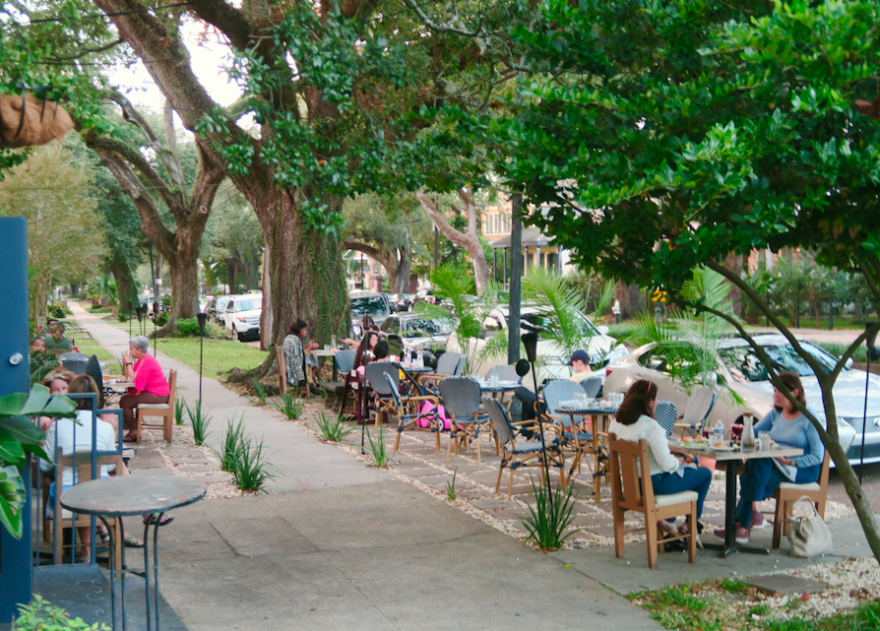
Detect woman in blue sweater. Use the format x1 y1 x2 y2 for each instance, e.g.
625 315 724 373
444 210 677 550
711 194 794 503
714 371 825 543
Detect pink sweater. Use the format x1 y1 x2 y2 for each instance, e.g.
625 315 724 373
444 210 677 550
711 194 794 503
134 353 170 396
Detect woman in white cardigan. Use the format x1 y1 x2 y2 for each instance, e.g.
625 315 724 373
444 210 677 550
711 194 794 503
608 379 712 539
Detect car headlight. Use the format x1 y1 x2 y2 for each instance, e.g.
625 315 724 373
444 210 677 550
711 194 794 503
605 344 628 365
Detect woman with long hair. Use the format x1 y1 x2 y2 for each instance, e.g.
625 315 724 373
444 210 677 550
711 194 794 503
283 319 320 395
713 371 824 543
354 330 380 368
609 380 712 540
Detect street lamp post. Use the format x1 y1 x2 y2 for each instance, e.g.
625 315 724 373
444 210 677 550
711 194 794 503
521 332 554 509
128 300 133 339
152 302 159 357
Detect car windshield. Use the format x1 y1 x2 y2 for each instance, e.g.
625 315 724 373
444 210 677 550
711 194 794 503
236 299 257 311
521 312 598 336
718 341 838 382
351 296 387 315
401 318 452 338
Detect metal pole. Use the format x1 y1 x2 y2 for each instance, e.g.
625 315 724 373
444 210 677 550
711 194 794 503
795 277 800 329
508 194 523 365
493 250 497 283
199 330 204 403
148 244 158 312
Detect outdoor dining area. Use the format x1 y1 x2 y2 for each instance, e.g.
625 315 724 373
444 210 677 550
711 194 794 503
316 343 832 571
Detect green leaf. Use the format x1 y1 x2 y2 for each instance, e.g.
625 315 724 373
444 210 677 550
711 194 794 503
0 466 25 539
0 427 25 464
0 416 45 447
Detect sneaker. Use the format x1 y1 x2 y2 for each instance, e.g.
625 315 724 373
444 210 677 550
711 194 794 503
678 522 703 549
750 511 767 530
657 520 679 534
713 526 750 544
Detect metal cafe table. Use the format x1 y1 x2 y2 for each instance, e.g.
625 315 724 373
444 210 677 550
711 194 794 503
61 473 206 631
668 441 803 557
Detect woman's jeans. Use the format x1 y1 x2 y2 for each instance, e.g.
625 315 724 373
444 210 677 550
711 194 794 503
735 458 819 528
651 467 712 519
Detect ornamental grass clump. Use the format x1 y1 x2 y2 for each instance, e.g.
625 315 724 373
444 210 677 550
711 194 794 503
365 426 391 468
521 477 580 552
314 411 353 443
186 400 212 446
274 392 303 420
231 435 273 493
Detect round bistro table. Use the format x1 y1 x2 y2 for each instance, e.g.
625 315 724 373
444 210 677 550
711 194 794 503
61 473 206 631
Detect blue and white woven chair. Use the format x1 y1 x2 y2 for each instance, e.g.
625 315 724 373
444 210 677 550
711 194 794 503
364 362 400 427
542 380 593 487
384 373 442 454
420 352 465 395
654 400 677 437
485 364 522 406
483 396 562 499
675 386 717 438
438 377 494 462
578 375 603 399
336 350 359 419
59 352 89 376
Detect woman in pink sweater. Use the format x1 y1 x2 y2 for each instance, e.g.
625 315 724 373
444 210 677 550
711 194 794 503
119 335 170 442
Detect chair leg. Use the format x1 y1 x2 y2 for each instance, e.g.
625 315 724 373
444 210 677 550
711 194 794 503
773 499 785 549
474 430 481 463
495 466 503 494
164 413 172 443
434 428 441 453
136 411 142 444
507 468 515 500
816 497 826 519
612 508 626 559
687 506 697 563
646 518 659 569
392 427 402 453
446 429 455 461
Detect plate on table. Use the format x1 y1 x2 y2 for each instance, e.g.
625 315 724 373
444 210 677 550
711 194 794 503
711 444 737 452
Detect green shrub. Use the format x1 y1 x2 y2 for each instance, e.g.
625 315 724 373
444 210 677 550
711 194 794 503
231 435 273 492
521 477 580 551
314 411 353 442
176 317 213 337
47 301 69 319
116 311 129 323
366 426 391 468
273 392 303 420
15 595 110 630
186 400 212 445
156 312 169 326
219 418 246 472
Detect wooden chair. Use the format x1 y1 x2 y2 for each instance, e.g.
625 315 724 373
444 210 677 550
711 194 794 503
276 346 309 399
136 369 177 443
608 435 698 569
44 451 123 569
771 450 831 548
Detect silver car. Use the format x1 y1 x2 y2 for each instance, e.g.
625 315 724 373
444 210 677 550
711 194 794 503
380 314 452 357
604 334 871 465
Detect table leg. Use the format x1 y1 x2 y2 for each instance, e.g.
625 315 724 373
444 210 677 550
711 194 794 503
702 460 770 557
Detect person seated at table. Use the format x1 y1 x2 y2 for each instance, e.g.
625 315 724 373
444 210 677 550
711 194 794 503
38 370 76 430
43 322 75 356
513 350 591 422
31 337 46 354
713 371 824 544
354 331 381 370
568 349 592 382
284 319 321 396
119 336 170 442
343 316 381 349
608 379 712 543
40 375 143 563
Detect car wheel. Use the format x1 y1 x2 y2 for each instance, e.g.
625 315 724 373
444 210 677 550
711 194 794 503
237 330 247 341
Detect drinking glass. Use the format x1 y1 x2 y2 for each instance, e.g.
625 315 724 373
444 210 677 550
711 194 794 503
758 431 772 451
331 335 337 349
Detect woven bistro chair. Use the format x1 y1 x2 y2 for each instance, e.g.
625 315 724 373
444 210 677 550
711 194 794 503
485 364 522 406
438 377 495 462
483 396 562 499
383 373 441 453
542 379 593 488
336 350 360 420
654 400 678 437
674 387 717 438
364 362 400 427
420 352 465 394
578 375 603 399
59 352 89 376
608 435 699 569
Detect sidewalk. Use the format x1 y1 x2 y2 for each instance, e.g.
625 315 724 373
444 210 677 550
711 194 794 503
68 303 875 631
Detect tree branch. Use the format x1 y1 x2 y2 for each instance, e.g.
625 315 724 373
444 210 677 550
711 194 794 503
185 0 251 50
403 0 483 38
47 38 125 61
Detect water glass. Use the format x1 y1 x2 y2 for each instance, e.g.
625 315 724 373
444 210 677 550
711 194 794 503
331 335 337 349
758 431 772 451
324 344 331 351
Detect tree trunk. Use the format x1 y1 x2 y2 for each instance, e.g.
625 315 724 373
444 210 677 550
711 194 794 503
229 191 350 381
109 259 139 315
615 282 643 318
416 189 490 295
723 252 743 317
389 247 412 293
157 250 200 336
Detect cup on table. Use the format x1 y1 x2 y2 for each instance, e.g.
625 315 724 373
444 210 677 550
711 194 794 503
758 431 772 451
324 344 331 351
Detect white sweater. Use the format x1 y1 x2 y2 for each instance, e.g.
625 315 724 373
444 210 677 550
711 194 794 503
40 410 116 487
608 414 679 476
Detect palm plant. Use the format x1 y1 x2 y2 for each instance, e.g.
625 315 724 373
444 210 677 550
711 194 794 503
417 264 499 374
522 267 616 366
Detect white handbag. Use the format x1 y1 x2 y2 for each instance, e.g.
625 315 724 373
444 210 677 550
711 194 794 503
788 496 832 557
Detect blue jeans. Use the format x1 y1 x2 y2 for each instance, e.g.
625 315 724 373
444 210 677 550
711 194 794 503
735 458 819 527
651 467 712 519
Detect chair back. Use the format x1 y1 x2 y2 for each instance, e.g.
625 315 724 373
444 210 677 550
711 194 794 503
276 346 288 395
335 350 357 374
435 352 463 376
579 375 603 399
85 355 104 408
384 373 404 407
542 379 586 428
681 386 716 430
483 396 516 444
365 362 399 396
437 377 481 417
59 352 89 375
486 364 521 383
167 369 178 406
453 355 466 376
654 400 677 437
608 435 654 512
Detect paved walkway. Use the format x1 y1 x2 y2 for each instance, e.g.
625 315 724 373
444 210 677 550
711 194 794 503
68 303 875 631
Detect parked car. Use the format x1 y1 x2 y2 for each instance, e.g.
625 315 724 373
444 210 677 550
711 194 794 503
224 294 262 341
213 295 233 321
390 293 415 312
350 290 392 337
446 305 627 382
603 334 869 464
380 313 452 363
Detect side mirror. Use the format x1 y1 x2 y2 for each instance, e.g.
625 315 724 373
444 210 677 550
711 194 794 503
597 325 610 335
844 357 855 370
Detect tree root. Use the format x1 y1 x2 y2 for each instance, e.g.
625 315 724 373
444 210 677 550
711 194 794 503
227 351 277 384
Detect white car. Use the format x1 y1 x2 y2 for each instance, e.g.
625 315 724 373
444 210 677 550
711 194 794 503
447 305 627 384
224 294 262 341
603 334 871 464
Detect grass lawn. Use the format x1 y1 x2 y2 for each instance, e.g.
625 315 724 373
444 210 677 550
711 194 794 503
155 337 267 380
